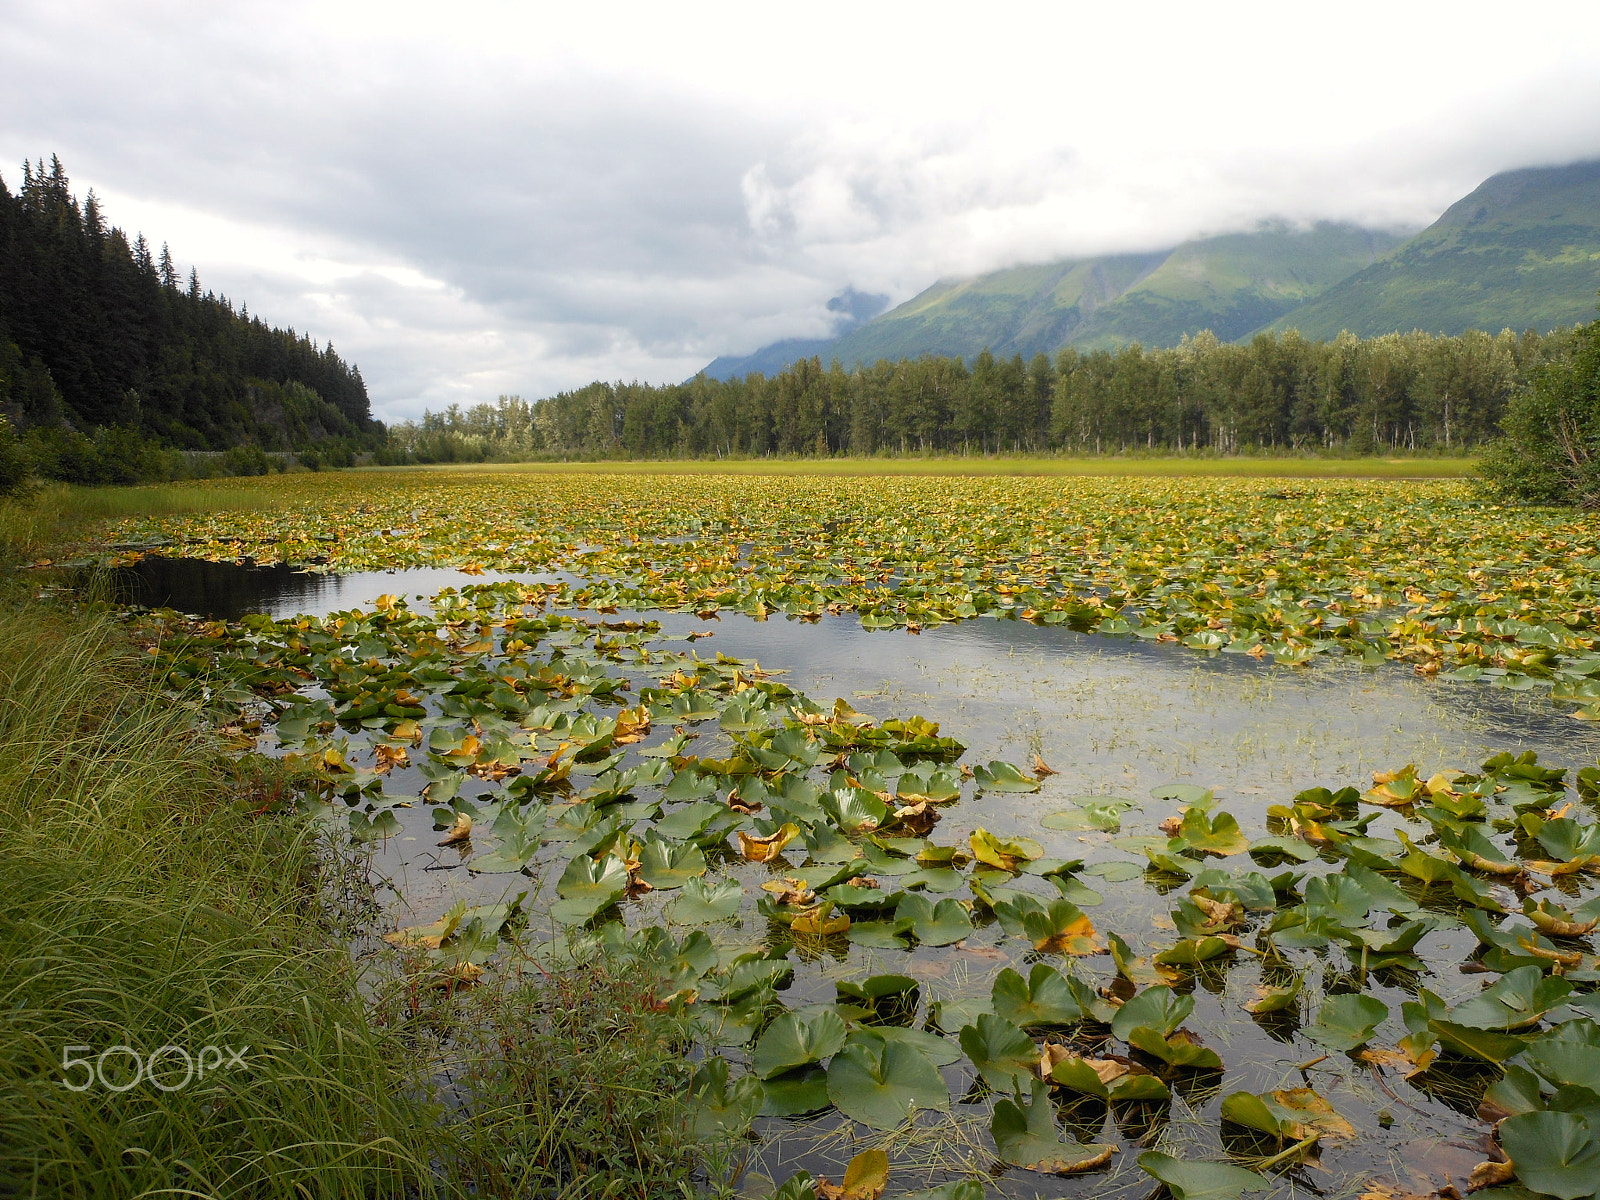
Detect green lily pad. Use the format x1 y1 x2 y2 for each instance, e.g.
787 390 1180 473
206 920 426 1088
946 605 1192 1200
1112 986 1193 1041
896 893 974 946
759 1065 831 1117
1043 798 1138 832
1139 1152 1267 1200
992 1079 1116 1174
1524 1021 1600 1088
1125 1026 1223 1069
1174 808 1250 856
836 974 920 1025
873 1025 963 1066
1428 1020 1533 1064
974 760 1043 793
959 1012 1038 1091
665 876 743 923
550 853 630 924
846 918 914 948
1246 836 1317 864
1082 860 1145 882
1307 992 1388 1052
637 836 708 889
687 1056 764 1139
1153 936 1232 966
1500 1111 1600 1200
752 1007 848 1079
825 1030 949 1130
992 963 1084 1028
1448 966 1572 1031
1220 1091 1298 1138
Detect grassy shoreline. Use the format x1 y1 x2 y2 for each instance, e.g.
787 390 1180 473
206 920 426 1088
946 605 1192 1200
0 487 737 1199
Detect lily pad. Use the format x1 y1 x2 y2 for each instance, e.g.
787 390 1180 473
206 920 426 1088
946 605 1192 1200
958 1013 1038 1091
825 1031 949 1130
550 853 630 924
1043 798 1138 832
760 1065 831 1117
637 836 708 889
992 963 1084 1028
665 876 743 923
974 761 1043 793
1500 1111 1600 1200
687 1056 764 1139
1448 966 1572 1030
1139 1152 1266 1200
992 1079 1117 1174
752 1007 848 1079
1307 993 1388 1052
895 893 974 947
1112 986 1194 1041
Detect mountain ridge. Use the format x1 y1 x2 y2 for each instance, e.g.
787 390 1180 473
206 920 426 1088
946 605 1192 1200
700 159 1600 377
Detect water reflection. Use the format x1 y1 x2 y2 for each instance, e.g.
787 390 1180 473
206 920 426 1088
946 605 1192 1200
109 556 557 621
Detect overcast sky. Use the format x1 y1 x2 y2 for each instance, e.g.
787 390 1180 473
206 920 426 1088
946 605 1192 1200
5 1 1600 422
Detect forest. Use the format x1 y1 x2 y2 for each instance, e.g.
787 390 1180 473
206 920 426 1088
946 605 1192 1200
0 157 381 481
387 324 1577 463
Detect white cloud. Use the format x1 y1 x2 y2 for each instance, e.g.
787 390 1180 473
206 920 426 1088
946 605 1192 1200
3 0 1600 418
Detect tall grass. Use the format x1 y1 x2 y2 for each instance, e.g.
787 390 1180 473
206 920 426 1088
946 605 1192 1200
0 482 283 563
0 595 437 1197
0 488 726 1198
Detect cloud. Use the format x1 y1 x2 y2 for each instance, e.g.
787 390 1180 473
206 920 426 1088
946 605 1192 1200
3 0 1600 418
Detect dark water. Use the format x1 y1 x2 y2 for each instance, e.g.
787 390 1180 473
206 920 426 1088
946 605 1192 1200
107 555 562 620
115 556 1599 1197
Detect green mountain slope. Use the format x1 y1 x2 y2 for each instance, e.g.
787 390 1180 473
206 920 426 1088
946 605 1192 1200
826 223 1400 365
1265 160 1600 338
702 223 1401 376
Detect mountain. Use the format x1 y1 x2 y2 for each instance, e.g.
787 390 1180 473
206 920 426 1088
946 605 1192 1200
700 287 887 381
698 158 1600 377
1265 159 1600 338
697 223 1404 375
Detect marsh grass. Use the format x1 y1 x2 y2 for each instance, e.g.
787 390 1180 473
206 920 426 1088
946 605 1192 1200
0 593 437 1198
0 482 285 564
439 956 738 1199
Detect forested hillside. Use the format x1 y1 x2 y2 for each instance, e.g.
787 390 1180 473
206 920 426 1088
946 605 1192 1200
391 325 1565 461
1265 160 1600 338
0 157 380 459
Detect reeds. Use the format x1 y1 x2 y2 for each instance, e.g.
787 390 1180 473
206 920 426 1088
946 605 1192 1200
0 596 437 1198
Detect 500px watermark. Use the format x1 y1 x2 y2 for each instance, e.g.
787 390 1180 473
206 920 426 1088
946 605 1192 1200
59 1044 249 1092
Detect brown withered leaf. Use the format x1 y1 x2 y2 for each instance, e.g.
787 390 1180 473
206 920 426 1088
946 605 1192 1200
761 877 816 907
888 800 938 835
1467 1161 1514 1192
373 744 410 774
438 813 473 846
737 823 799 863
1033 754 1059 778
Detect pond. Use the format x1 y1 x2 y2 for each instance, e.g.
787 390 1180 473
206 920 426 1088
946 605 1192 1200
121 554 1600 1198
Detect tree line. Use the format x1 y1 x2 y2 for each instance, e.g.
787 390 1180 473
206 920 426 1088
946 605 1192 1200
0 156 381 484
388 325 1582 463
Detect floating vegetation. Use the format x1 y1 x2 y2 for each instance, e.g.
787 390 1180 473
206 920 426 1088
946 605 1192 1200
100 472 1600 697
121 561 1600 1199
